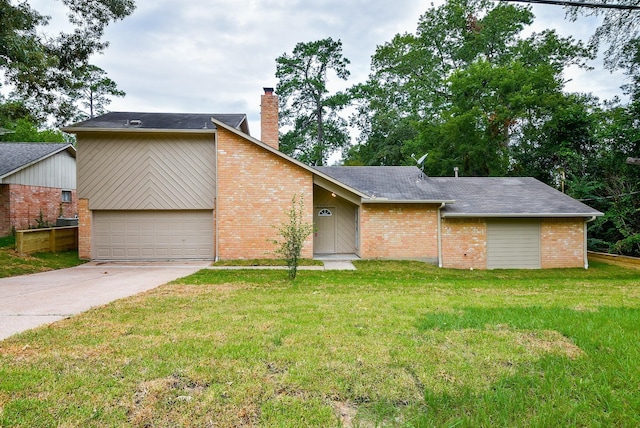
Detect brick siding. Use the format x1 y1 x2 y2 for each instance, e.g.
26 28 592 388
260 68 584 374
0 184 77 236
260 90 279 150
441 218 487 269
216 128 313 260
541 218 585 268
360 204 438 259
78 198 91 259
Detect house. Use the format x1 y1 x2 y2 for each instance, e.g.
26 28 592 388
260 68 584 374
62 89 602 269
0 142 77 236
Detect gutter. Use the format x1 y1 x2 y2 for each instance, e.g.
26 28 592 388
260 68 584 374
362 199 454 205
214 131 219 262
441 212 603 218
437 202 446 268
584 215 597 269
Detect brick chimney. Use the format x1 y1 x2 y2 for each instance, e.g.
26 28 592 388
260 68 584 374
261 87 279 150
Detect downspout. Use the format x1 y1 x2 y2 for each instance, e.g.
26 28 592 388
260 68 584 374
214 131 219 262
437 202 446 268
584 216 596 269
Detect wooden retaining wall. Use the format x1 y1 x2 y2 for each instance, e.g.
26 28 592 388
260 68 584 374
16 226 79 255
588 251 640 270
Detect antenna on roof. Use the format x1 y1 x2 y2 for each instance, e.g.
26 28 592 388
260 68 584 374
411 153 428 178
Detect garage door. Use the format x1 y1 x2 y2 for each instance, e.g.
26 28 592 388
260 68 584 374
93 211 214 260
487 219 540 269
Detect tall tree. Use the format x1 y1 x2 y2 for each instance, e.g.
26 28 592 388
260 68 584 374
276 38 351 166
68 64 126 120
348 0 591 176
0 0 135 124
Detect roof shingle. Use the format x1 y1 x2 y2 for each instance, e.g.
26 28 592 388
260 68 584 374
0 142 74 178
65 112 247 131
316 166 601 216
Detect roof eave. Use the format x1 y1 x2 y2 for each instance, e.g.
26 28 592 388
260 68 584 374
210 117 370 200
61 127 216 134
441 212 604 218
362 199 454 204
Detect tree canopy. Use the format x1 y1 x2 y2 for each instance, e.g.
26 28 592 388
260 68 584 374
0 0 134 124
347 0 592 176
275 37 351 166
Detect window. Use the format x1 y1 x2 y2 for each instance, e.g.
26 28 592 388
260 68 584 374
62 190 72 203
318 208 332 217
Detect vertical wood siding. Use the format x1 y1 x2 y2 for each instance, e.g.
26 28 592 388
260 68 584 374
4 150 76 189
77 133 215 209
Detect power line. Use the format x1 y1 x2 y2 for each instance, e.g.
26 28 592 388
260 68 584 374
500 0 640 10
578 190 640 202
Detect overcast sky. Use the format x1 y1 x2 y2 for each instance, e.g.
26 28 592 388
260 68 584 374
32 0 627 140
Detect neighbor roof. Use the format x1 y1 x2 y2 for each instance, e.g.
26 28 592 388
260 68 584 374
431 177 602 217
0 142 75 179
314 166 453 203
62 112 249 134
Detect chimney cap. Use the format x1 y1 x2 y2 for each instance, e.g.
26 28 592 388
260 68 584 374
263 87 274 94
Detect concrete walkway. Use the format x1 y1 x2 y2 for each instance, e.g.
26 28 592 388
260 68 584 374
207 258 357 271
0 261 209 341
0 258 357 341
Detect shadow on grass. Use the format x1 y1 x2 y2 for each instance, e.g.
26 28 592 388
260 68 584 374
410 306 640 426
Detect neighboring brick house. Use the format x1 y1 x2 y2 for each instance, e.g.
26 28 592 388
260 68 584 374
0 143 77 236
63 89 601 269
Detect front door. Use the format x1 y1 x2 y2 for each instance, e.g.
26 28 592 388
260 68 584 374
314 207 336 254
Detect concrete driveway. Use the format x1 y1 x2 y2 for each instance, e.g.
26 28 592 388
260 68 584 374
0 261 210 341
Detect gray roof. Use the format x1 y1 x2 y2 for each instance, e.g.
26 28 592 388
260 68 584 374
64 112 248 133
314 166 453 202
316 166 601 217
431 177 602 217
0 142 75 178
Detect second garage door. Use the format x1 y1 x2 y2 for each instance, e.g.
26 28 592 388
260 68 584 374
93 210 214 260
487 219 540 269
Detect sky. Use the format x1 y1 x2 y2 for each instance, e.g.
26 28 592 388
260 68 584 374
31 0 628 141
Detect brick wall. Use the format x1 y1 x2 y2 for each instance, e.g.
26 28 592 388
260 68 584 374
216 128 313 259
541 218 585 268
360 204 439 259
78 198 91 260
0 184 77 236
260 89 279 150
441 218 487 269
0 185 8 236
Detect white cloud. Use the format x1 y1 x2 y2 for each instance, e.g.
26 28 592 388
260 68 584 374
28 0 629 139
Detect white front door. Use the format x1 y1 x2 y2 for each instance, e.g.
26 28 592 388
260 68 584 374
314 207 336 254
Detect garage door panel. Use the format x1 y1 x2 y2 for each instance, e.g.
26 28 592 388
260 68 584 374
93 211 214 260
487 220 540 269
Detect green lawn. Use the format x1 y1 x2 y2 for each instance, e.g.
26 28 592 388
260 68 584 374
1 261 638 427
0 235 85 278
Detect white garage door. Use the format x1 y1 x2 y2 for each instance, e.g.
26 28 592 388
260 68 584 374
487 219 540 269
93 211 214 260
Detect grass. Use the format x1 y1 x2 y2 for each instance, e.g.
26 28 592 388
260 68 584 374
0 235 85 278
0 261 638 427
213 258 324 267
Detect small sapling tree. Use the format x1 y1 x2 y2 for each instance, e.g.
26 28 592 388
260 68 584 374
270 195 314 279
